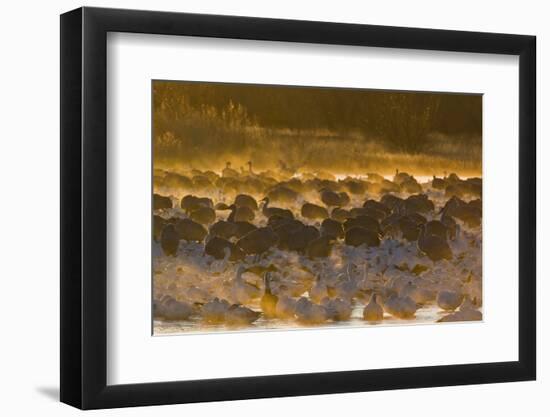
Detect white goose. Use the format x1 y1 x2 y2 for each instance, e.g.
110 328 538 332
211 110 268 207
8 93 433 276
154 295 196 321
229 265 261 305
201 298 230 324
330 263 358 301
295 297 328 324
383 294 417 319
309 274 329 303
322 297 352 321
400 280 435 305
438 296 482 322
436 290 463 311
225 304 261 326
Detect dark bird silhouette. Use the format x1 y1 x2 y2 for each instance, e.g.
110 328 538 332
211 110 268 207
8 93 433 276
345 227 381 247
281 225 320 253
441 196 482 228
205 236 244 261
160 224 180 256
306 235 335 258
417 224 452 262
190 206 216 225
261 197 294 220
267 186 298 204
424 220 449 241
320 218 344 239
153 193 172 210
364 199 392 216
237 227 278 256
344 215 381 234
174 218 208 242
380 194 404 211
431 176 447 190
233 221 258 239
320 188 342 207
227 204 255 223
405 194 434 214
180 195 213 214
398 216 421 241
153 215 165 242
234 194 258 211
222 161 239 178
342 179 366 195
209 220 237 240
331 207 351 222
301 202 329 220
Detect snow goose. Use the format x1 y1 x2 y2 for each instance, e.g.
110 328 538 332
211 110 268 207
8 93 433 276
295 297 328 325
383 294 417 319
436 290 463 311
225 304 261 326
322 297 352 321
230 266 261 305
154 295 195 320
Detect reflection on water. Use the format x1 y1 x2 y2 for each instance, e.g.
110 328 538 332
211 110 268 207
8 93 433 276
155 303 459 335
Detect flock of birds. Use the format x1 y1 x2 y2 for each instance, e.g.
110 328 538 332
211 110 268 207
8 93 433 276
152 162 482 332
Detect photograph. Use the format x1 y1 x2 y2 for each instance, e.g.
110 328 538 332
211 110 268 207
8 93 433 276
151 81 483 334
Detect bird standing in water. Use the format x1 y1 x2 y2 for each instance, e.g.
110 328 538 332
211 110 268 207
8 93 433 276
261 272 278 318
363 293 384 322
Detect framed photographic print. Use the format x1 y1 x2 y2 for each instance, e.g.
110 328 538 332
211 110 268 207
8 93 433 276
60 6 536 409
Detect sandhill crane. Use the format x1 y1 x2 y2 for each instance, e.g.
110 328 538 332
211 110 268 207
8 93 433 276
153 215 166 242
209 220 237 240
417 224 452 261
279 225 319 253
306 236 335 258
424 220 449 241
174 218 207 242
345 227 381 247
205 236 245 262
301 202 329 220
227 204 255 223
180 195 213 214
405 194 434 214
190 206 216 225
222 161 239 178
363 198 392 216
344 215 381 234
261 197 294 219
320 188 342 207
237 227 278 257
320 218 344 239
153 193 172 210
432 175 447 190
234 193 258 211
331 207 351 222
160 224 180 256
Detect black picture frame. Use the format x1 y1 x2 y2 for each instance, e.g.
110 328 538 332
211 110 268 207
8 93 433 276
60 6 536 410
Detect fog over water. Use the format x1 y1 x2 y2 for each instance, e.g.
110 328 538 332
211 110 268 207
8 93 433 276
152 81 483 334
